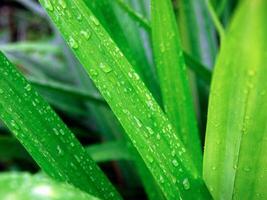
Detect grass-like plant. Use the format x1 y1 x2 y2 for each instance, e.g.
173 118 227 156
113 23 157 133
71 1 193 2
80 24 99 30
0 0 266 199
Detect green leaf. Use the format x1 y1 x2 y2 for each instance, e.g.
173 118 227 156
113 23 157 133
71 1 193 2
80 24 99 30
183 52 212 84
83 0 160 102
0 173 99 200
0 136 131 163
38 0 208 199
204 0 267 199
0 52 121 200
109 1 212 84
151 0 202 171
113 0 150 31
86 141 131 162
28 77 106 105
0 42 60 54
177 0 218 136
177 0 217 68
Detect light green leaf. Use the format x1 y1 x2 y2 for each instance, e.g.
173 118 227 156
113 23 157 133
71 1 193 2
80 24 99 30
0 173 99 200
204 0 267 199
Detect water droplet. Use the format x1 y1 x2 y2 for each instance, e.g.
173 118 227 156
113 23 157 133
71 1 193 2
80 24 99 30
243 167 251 172
159 175 165 183
59 0 67 9
172 176 177 184
76 14 82 21
133 73 140 80
68 37 79 49
25 84 31 91
183 178 190 190
80 31 91 41
44 0 54 11
89 69 98 77
147 155 154 163
172 159 179 167
146 126 154 135
57 145 64 156
99 63 112 73
90 15 100 26
10 120 19 130
53 128 59 135
133 116 142 128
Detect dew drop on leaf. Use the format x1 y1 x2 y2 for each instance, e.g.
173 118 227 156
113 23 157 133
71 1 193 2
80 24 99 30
147 155 154 163
76 14 82 21
89 69 98 77
183 178 190 190
99 63 112 73
58 0 67 9
90 15 100 26
57 145 64 156
80 30 91 40
44 0 54 11
172 159 179 167
159 175 165 183
68 37 79 49
25 84 32 91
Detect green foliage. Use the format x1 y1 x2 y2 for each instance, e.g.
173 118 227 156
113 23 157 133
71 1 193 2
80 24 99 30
0 52 121 200
0 173 99 200
0 0 266 199
204 0 267 199
38 0 210 199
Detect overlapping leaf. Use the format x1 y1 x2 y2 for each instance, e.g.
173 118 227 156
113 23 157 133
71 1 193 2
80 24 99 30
0 52 121 200
204 0 267 199
151 0 202 171
38 0 209 199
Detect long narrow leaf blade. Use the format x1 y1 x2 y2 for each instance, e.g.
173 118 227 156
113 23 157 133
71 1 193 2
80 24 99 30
0 52 121 200
204 0 267 199
38 0 207 199
177 0 217 68
151 0 202 171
